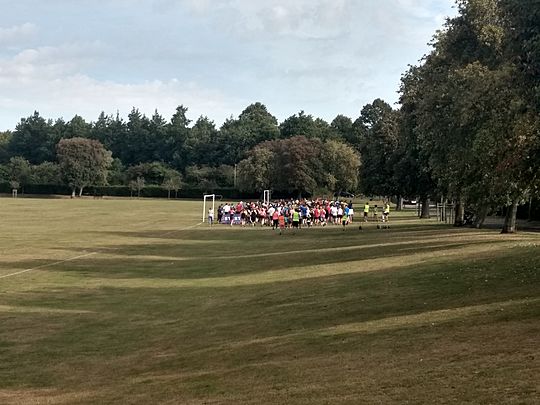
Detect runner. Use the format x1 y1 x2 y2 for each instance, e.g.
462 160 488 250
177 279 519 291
292 208 300 232
278 212 286 235
363 202 370 222
341 209 349 230
383 201 390 224
208 207 214 226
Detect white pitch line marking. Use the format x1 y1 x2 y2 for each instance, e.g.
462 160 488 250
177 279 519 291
0 252 98 280
0 222 203 280
158 222 203 237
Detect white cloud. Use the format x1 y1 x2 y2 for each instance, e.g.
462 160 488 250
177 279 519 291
0 1 458 129
0 23 37 45
0 43 246 128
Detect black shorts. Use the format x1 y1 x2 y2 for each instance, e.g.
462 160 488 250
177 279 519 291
292 221 299 228
273 219 279 226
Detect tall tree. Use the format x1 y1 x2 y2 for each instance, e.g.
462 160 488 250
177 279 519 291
0 131 11 163
32 162 62 184
397 66 438 217
9 111 56 164
5 156 32 192
64 115 91 139
280 111 330 140
217 103 279 165
356 99 399 197
168 105 192 170
184 116 219 166
320 140 361 193
56 137 113 196
237 146 275 193
329 115 355 143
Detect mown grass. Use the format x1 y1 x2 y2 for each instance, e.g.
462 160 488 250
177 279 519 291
0 198 538 404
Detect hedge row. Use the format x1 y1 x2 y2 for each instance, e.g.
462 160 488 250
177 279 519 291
1 182 539 220
0 183 261 200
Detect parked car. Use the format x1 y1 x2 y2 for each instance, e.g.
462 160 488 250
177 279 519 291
334 191 355 199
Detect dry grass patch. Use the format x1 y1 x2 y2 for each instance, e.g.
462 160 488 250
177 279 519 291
0 198 538 404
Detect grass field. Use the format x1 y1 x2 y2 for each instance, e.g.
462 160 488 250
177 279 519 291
0 198 539 404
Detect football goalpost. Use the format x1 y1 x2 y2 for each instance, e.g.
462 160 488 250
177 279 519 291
202 194 216 223
263 190 271 205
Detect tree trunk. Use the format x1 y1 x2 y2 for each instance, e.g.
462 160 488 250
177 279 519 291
454 199 464 227
79 186 84 197
397 196 404 211
420 197 430 219
474 205 489 229
168 189 171 199
501 200 518 234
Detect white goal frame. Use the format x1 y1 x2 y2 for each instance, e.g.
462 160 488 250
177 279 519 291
263 190 271 206
202 194 216 222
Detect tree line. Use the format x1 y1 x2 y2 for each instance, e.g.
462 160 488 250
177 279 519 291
0 102 370 197
395 0 540 233
1 0 539 232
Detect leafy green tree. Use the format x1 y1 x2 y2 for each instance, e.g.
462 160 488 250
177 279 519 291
56 137 113 196
320 140 361 193
31 162 62 184
162 170 183 199
184 165 218 190
107 158 126 186
237 102 280 143
9 111 56 164
279 111 330 140
329 115 355 143
356 99 399 197
122 108 153 165
0 131 11 163
6 156 32 192
126 162 172 185
91 112 127 161
129 176 145 198
397 66 438 217
184 116 219 166
237 146 275 192
168 105 192 170
65 115 91 139
395 0 540 232
217 103 279 165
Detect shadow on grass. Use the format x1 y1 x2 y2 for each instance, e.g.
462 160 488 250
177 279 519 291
99 221 457 241
1 246 538 397
0 238 512 281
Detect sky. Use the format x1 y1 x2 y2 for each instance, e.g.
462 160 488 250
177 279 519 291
0 0 457 131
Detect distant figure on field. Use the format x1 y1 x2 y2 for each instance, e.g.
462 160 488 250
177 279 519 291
363 202 370 222
383 202 390 223
342 210 349 230
208 207 214 226
278 212 286 235
292 209 300 231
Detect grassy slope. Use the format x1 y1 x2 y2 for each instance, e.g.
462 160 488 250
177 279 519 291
0 198 538 404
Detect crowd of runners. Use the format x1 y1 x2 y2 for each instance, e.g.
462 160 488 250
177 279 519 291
207 198 391 232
